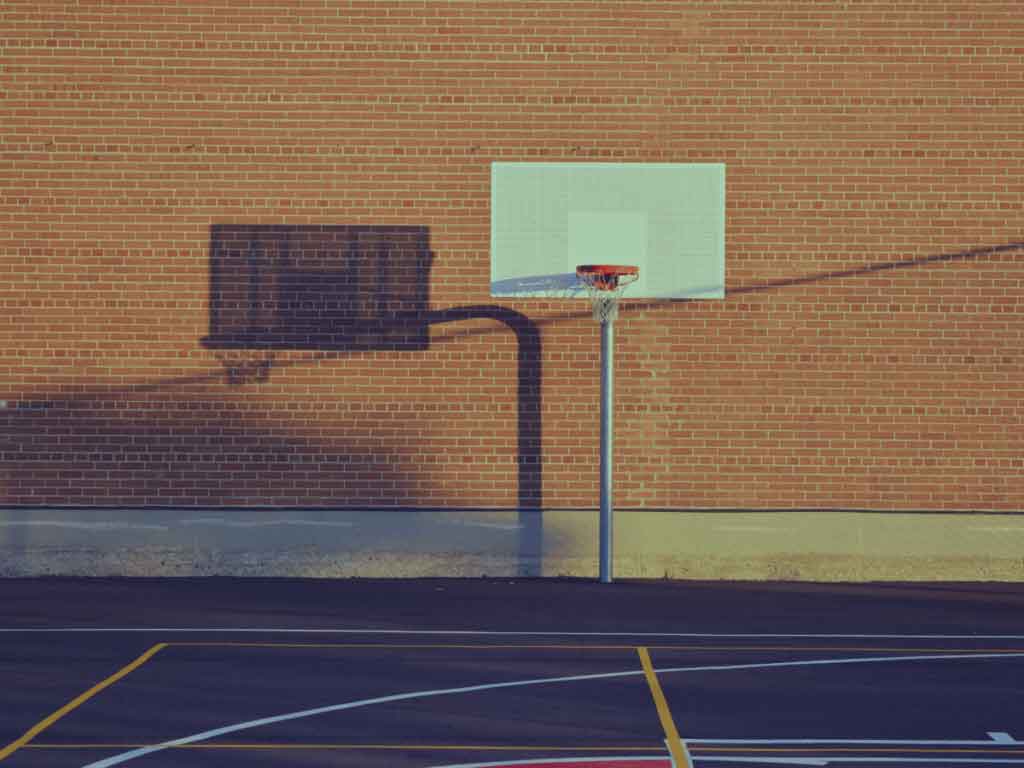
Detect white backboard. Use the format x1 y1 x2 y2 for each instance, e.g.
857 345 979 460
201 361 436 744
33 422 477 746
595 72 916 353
490 162 725 299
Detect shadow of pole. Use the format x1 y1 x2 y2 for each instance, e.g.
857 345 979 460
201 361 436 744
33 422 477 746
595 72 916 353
427 307 543 577
198 304 548 577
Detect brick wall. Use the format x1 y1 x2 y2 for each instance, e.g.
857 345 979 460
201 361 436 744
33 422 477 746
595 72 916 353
3 1 1022 512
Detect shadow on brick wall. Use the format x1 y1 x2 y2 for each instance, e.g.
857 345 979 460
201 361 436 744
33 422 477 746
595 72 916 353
724 241 1024 297
2 398 424 505
1 225 547 576
199 224 544 573
202 225 434 356
3 238 1021 574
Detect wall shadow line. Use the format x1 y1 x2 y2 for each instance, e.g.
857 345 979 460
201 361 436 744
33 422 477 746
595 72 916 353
520 239 1024 324
724 240 1024 298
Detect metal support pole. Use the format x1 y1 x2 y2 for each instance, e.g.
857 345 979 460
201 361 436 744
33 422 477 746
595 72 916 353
599 315 614 584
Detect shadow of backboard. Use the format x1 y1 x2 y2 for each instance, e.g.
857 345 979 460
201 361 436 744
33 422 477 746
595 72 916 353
202 225 433 351
199 224 544 573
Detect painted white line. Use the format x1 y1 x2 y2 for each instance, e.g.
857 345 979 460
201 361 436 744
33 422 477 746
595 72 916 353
438 520 525 531
0 521 170 532
80 667 656 768
989 733 1016 743
180 517 355 529
655 652 1024 678
690 739 1019 746
425 758 669 768
80 652 1024 767
676 760 827 766
3 628 1024 640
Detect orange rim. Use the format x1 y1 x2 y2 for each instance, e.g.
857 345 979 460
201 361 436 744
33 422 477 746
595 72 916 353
576 264 639 290
576 264 639 277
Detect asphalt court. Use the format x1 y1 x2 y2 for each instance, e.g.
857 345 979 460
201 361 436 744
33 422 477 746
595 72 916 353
2 579 1023 767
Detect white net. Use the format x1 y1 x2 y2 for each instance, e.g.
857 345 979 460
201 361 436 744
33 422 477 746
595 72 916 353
577 267 639 323
491 267 639 323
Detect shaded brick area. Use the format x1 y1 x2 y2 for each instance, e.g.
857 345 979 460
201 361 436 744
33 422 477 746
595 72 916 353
2 1 1022 511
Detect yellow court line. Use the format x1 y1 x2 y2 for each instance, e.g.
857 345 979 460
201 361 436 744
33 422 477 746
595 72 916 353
171 642 641 650
28 742 661 752
0 643 167 763
637 646 691 768
8 640 1017 765
168 641 1024 654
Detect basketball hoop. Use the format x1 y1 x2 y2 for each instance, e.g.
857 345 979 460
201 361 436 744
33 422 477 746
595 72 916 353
576 264 639 323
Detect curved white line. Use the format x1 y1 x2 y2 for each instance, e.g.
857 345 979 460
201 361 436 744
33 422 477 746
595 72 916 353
81 652 1024 767
426 758 670 768
429 757 1024 768
428 760 832 768
79 668 645 768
